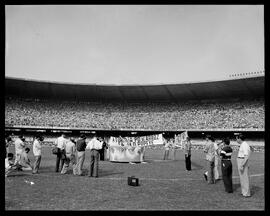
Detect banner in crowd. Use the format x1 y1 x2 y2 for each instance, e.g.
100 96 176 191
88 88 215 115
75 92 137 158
109 145 145 162
108 134 162 162
174 131 188 149
108 134 163 147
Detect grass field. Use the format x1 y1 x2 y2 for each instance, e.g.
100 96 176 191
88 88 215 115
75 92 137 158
5 146 264 210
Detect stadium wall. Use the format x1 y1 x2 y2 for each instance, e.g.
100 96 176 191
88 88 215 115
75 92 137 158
5 125 264 141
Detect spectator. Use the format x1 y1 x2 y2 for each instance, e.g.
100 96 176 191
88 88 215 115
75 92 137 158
14 135 25 164
32 135 43 174
163 138 170 160
5 153 19 177
87 135 103 178
236 133 251 197
61 137 76 175
98 137 108 161
74 134 87 176
5 97 264 130
19 147 32 171
220 137 233 193
54 133 67 172
204 135 216 184
5 135 12 158
184 137 192 171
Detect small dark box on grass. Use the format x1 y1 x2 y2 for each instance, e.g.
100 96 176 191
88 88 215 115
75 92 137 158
128 176 139 186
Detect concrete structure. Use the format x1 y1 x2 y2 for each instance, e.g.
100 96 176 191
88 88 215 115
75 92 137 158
5 75 264 102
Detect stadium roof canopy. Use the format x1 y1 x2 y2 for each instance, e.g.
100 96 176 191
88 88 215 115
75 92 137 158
5 76 264 102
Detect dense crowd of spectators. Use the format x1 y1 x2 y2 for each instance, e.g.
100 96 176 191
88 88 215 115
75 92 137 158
5 97 264 130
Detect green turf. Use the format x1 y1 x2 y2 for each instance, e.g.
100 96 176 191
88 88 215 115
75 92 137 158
5 146 264 210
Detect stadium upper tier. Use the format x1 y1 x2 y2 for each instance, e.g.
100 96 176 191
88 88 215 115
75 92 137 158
5 76 264 102
5 97 264 130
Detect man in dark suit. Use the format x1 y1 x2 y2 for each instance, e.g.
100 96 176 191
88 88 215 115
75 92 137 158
98 137 108 161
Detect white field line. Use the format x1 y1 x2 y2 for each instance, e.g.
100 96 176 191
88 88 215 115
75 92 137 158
21 173 264 181
97 173 264 181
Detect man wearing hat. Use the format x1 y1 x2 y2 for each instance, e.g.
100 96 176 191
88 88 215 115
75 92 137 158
236 133 251 197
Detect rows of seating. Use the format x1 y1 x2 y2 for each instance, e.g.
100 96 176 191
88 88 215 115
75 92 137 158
5 97 264 130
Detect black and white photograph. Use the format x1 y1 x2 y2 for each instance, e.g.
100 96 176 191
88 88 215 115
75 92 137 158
5 5 264 210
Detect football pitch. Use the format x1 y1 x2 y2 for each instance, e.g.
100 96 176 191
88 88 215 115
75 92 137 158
5 146 264 210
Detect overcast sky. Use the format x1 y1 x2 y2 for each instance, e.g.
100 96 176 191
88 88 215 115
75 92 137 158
5 5 264 85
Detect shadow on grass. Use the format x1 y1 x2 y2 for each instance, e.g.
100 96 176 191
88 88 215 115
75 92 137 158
233 183 241 191
99 171 125 177
251 185 262 196
6 172 33 177
232 184 261 196
190 161 204 170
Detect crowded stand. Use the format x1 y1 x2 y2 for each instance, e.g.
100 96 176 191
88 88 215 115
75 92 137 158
5 97 264 130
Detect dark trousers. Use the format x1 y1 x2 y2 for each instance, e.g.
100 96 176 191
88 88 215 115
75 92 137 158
208 161 215 184
55 151 65 172
163 150 169 160
221 160 233 193
185 154 191 170
99 148 105 161
33 155 41 173
89 150 100 177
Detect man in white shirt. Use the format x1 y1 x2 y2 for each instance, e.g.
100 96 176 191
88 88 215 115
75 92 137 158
61 137 76 174
87 135 103 177
54 133 68 172
32 135 43 174
163 138 170 160
236 133 251 197
14 135 25 164
5 153 19 177
214 141 220 180
203 135 216 184
5 135 12 158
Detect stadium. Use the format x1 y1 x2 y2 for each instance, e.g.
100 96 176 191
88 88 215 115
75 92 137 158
5 73 265 210
5 5 264 211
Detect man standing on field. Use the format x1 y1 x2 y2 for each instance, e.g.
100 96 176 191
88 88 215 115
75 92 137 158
61 137 76 174
32 135 43 174
236 133 251 197
14 135 25 164
74 134 87 176
54 133 67 172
